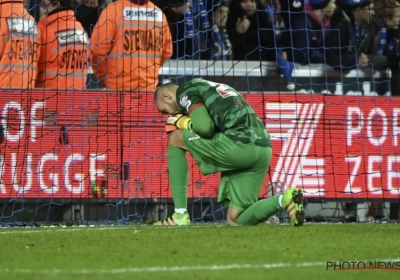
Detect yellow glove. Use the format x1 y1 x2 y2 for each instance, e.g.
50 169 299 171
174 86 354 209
165 114 192 134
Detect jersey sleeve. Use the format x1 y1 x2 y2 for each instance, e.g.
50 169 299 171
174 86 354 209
189 105 215 138
176 80 215 138
176 81 205 115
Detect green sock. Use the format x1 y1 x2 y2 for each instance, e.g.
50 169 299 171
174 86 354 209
167 146 189 209
236 195 281 226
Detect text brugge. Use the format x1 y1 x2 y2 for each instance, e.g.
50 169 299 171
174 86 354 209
0 101 106 194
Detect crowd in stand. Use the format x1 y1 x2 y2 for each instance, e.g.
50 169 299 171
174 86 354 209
3 0 400 92
154 0 400 70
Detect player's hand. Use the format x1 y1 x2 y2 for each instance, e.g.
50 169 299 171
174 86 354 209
165 114 192 134
167 114 192 130
165 122 177 134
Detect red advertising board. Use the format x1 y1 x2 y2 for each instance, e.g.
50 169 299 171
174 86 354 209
0 91 399 200
260 94 400 199
0 90 121 199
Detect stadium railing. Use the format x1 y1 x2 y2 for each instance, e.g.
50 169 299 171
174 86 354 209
87 60 392 95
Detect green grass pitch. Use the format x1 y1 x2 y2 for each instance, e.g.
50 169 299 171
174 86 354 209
1 224 400 280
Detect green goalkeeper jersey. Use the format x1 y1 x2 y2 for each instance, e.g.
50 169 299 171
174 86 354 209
176 78 271 147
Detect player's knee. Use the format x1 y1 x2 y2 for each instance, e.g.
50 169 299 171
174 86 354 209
226 208 241 226
226 216 237 226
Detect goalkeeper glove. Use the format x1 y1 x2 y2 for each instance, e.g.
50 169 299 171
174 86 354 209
165 114 192 134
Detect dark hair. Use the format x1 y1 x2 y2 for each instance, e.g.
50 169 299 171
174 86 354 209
228 0 246 20
227 0 269 23
213 0 229 10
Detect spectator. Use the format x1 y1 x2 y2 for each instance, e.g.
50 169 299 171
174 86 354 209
279 0 304 21
91 0 173 91
188 0 214 59
358 0 400 69
290 0 336 65
76 0 106 38
155 0 212 59
265 0 295 88
36 0 91 89
325 0 373 70
358 0 400 95
226 0 277 62
158 0 202 59
208 1 232 60
0 0 41 88
266 0 291 57
272 0 301 63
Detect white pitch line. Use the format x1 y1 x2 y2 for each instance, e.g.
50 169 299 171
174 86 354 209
0 262 329 275
1 259 400 275
0 224 229 234
0 227 132 234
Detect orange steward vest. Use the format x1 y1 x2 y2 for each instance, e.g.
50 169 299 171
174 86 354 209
0 0 41 89
36 9 91 89
91 0 173 91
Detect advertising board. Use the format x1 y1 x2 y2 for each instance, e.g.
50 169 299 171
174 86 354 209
0 91 398 199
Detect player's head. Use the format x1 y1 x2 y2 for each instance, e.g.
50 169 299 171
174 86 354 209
154 83 182 115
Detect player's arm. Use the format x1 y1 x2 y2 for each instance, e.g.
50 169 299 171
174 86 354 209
189 106 214 139
178 88 215 139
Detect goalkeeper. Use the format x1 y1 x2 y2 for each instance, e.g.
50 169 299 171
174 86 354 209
154 78 304 226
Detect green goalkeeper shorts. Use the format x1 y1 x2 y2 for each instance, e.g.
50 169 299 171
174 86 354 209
182 130 272 212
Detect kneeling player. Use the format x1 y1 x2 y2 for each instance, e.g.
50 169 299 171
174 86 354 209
153 78 304 226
